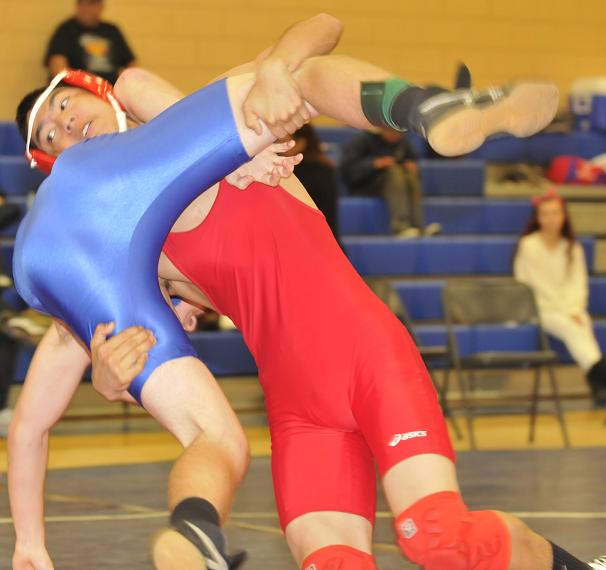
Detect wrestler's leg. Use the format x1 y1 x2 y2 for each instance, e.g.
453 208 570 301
140 356 249 569
286 513 375 569
226 57 558 158
382 454 554 569
292 55 559 157
354 334 589 569
271 427 378 569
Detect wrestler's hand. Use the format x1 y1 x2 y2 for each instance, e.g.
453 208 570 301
12 544 54 570
243 58 311 139
90 322 156 403
226 141 303 189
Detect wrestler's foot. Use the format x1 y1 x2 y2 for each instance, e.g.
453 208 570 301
151 526 246 570
413 82 559 157
589 556 606 569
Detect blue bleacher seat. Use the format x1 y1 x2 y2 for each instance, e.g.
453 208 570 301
189 330 256 375
395 276 606 322
316 126 358 147
338 197 389 234
344 236 595 276
424 198 532 234
0 122 25 156
11 320 606 382
338 196 532 237
468 131 606 164
419 160 485 197
0 157 46 196
415 321 606 364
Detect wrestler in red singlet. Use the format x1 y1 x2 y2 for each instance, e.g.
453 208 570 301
163 180 454 528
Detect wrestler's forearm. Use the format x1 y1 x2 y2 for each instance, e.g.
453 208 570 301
8 323 89 546
9 425 50 548
260 13 343 73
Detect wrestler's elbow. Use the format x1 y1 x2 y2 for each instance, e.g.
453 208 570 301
114 67 148 104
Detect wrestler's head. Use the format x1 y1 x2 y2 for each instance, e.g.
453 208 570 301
16 82 121 158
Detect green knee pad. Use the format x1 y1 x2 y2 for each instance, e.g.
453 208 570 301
360 77 412 131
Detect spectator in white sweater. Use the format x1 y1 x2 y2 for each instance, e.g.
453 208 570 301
514 188 606 406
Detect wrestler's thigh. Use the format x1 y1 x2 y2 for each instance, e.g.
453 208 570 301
140 356 246 451
352 346 455 477
272 428 376 563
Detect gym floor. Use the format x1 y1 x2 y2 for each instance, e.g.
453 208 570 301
1 373 606 569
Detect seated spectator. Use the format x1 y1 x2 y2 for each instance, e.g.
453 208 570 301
340 127 440 237
286 124 339 239
44 0 136 84
513 188 606 405
0 192 21 232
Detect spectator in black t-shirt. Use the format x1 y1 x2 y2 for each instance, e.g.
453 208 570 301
286 124 340 239
340 128 440 237
44 0 136 84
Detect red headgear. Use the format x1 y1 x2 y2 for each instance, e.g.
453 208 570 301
25 69 127 174
531 187 563 207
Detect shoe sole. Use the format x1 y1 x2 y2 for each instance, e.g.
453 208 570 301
151 528 208 570
427 82 559 157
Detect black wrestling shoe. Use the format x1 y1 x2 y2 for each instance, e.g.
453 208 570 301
410 82 559 157
152 523 247 570
589 556 606 569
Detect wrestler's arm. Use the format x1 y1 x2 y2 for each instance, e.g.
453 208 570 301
241 13 343 136
114 69 302 187
212 12 344 81
115 13 341 135
9 320 89 570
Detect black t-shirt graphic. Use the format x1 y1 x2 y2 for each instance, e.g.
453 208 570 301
44 18 135 84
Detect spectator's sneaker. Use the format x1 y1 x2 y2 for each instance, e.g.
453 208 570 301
423 222 442 237
152 524 246 570
396 227 421 239
412 82 559 157
0 408 13 438
589 556 606 569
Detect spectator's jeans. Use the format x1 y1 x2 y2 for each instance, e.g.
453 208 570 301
371 165 423 233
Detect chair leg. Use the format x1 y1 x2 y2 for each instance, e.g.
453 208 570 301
547 366 571 447
440 369 463 440
455 367 475 449
528 368 541 444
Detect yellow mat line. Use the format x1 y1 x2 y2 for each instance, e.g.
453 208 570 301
1 411 605 473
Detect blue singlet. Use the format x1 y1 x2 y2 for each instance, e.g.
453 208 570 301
13 79 249 403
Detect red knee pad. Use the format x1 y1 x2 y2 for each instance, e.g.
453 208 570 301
301 545 377 570
394 491 511 570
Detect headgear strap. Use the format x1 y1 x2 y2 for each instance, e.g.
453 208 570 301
25 69 127 174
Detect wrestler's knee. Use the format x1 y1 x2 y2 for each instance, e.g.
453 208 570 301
301 545 376 570
394 492 511 570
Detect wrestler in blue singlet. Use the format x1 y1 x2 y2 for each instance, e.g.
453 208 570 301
13 79 249 403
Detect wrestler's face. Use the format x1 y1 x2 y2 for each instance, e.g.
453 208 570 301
30 86 120 157
537 199 565 235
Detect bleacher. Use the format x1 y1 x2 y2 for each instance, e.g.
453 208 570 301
1 121 605 381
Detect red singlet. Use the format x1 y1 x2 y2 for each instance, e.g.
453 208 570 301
163 180 454 528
